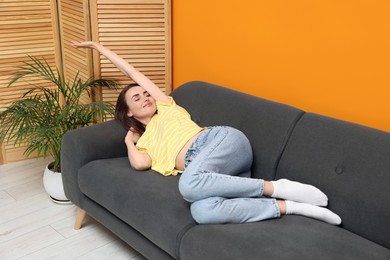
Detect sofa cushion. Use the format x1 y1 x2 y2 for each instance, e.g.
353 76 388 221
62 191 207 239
275 113 390 249
78 157 195 258
179 216 390 260
171 81 304 181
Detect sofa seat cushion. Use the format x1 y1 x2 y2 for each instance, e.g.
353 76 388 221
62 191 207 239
179 216 390 260
78 157 195 258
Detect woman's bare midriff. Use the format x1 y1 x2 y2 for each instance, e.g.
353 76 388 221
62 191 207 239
175 130 204 171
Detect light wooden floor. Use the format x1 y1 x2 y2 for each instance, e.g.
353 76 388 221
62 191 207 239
0 157 146 260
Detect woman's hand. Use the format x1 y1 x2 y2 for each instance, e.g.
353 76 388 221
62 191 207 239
124 128 151 170
125 128 141 144
69 41 95 49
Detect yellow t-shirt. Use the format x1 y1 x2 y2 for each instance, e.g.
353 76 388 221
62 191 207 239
136 97 204 176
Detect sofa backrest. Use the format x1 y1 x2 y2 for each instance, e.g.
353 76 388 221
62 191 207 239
171 81 304 181
275 113 390 249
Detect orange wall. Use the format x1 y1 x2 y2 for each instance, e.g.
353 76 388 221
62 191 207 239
172 1 390 132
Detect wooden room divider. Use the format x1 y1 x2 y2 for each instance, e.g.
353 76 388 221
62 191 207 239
0 0 171 164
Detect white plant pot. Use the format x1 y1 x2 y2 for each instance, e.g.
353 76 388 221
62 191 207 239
43 162 71 204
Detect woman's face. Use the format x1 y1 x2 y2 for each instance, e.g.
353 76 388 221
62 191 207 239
125 86 157 123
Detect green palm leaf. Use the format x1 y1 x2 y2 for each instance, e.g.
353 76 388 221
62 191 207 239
0 56 118 172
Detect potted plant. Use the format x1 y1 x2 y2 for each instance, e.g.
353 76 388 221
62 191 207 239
0 56 118 203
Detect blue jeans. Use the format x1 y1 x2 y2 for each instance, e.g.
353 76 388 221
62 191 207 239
179 126 280 224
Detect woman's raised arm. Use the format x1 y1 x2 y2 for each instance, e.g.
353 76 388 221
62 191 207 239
70 41 170 103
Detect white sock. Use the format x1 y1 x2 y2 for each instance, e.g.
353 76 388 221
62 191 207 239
271 179 328 206
285 200 342 225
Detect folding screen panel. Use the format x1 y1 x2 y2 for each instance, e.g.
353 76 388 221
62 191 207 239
0 0 61 163
58 0 93 104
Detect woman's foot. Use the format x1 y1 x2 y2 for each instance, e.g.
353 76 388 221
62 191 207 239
283 200 342 225
269 179 328 206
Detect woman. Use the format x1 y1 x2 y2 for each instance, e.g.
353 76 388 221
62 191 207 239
71 41 341 225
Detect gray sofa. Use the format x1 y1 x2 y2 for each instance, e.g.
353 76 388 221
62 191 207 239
62 81 390 259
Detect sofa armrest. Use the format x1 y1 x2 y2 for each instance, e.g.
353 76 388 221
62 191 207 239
61 120 127 205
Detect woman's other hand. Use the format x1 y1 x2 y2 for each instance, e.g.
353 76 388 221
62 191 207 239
125 128 141 144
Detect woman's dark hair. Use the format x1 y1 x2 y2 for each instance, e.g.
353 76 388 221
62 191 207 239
115 83 145 134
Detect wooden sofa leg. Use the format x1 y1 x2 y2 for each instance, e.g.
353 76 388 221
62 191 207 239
74 208 87 230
